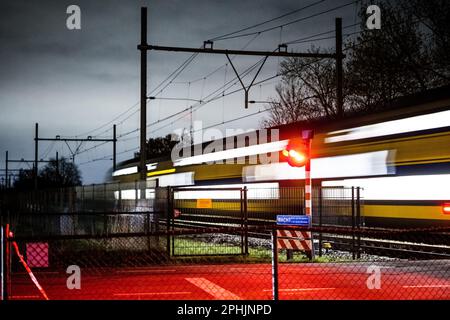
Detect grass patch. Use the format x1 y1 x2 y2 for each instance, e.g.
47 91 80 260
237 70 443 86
171 237 342 264
173 237 268 264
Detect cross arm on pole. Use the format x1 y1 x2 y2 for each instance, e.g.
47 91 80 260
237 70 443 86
36 138 115 142
139 44 338 59
8 159 51 163
225 53 269 109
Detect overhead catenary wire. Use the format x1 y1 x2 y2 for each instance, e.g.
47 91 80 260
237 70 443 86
283 21 361 45
75 101 140 138
210 0 361 42
76 1 364 166
77 49 331 166
73 51 200 141
208 0 327 41
78 40 342 164
81 90 320 165
73 1 329 148
79 73 284 166
150 52 200 98
146 53 329 137
127 25 366 139
116 51 274 140
72 0 357 141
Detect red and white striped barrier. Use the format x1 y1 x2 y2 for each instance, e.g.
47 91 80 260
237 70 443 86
276 230 312 252
304 137 312 217
303 133 314 259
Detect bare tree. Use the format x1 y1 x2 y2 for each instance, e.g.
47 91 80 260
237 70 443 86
263 0 450 127
346 1 434 110
262 79 323 127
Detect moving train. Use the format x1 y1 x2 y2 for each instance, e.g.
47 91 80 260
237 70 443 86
112 85 450 228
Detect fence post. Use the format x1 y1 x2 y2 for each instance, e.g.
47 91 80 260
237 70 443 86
243 186 248 256
171 188 175 257
1 224 10 301
92 184 95 211
146 202 151 251
318 186 323 257
59 187 63 212
1 224 6 300
356 187 361 259
81 185 85 212
134 180 138 209
271 228 279 301
103 184 107 236
351 187 355 260
118 181 122 211
166 187 171 257
103 183 107 212
240 189 244 255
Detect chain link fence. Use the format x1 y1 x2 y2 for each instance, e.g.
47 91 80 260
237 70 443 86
1 183 449 300
3 225 450 300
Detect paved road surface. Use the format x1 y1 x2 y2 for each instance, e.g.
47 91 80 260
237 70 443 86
9 260 450 300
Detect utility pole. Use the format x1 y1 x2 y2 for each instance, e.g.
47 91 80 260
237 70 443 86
137 8 344 164
139 7 148 182
56 151 59 182
113 124 117 172
33 123 117 187
336 18 343 117
138 10 343 115
5 151 8 189
34 123 38 190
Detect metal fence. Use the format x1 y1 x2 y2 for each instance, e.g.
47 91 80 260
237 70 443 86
2 224 449 300
2 182 449 300
170 187 248 256
0 183 364 258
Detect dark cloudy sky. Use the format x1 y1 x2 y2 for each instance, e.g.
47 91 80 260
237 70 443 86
0 0 363 184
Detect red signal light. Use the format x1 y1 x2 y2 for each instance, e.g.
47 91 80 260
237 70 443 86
443 203 450 214
282 138 308 167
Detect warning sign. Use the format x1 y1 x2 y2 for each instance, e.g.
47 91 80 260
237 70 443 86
26 242 49 268
196 199 213 208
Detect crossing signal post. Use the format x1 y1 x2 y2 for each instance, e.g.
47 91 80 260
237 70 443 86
282 129 314 260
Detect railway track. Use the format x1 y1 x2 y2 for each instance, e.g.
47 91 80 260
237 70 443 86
323 234 450 260
166 217 450 259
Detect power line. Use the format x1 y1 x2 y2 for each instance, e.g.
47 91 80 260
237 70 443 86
150 53 199 98
79 104 276 166
75 101 140 137
210 0 361 41
145 53 330 137
116 51 273 140
171 33 261 85
79 69 324 166
71 0 359 142
209 0 327 41
73 53 199 141
146 73 282 136
76 2 354 166
284 21 361 45
79 146 139 166
73 1 311 146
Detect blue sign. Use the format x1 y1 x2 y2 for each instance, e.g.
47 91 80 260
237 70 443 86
276 215 310 226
